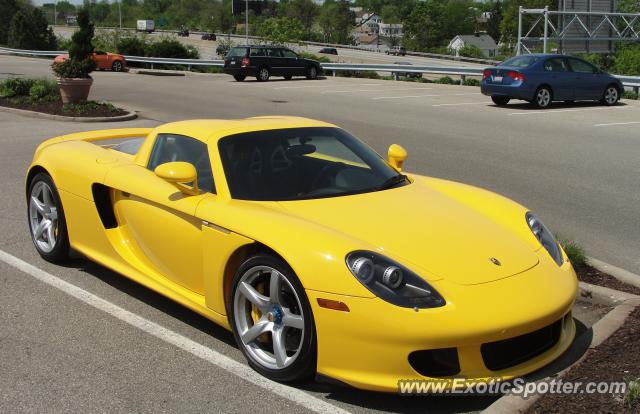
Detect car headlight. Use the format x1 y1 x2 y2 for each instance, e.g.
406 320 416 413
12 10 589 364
346 251 445 308
526 212 563 266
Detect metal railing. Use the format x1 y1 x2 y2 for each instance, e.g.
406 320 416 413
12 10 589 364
1 46 639 92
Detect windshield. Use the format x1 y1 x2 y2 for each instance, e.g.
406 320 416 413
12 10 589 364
218 127 406 201
226 47 248 58
499 55 539 68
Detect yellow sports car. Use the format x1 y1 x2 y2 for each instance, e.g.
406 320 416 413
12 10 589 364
26 117 577 392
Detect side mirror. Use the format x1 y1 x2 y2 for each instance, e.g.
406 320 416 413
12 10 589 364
387 144 408 171
154 162 199 195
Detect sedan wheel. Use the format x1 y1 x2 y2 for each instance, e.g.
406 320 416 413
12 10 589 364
28 173 70 262
602 86 619 106
491 96 510 106
230 255 316 382
257 67 270 82
534 87 552 108
306 66 318 80
111 60 123 72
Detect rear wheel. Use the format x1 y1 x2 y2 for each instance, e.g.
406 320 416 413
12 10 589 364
601 85 619 106
283 74 293 80
306 66 318 80
256 67 270 82
229 254 316 382
233 74 246 82
533 86 553 108
27 173 70 263
111 60 124 72
491 96 510 106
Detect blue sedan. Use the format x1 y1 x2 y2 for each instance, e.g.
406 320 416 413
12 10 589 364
481 54 623 108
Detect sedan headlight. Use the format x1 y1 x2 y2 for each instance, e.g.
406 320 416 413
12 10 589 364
346 251 445 308
526 212 563 266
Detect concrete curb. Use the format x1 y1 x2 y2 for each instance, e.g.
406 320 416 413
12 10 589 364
129 69 185 77
588 256 640 289
482 284 640 413
0 103 137 122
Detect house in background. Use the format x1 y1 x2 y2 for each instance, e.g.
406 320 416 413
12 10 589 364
448 34 497 58
379 23 404 38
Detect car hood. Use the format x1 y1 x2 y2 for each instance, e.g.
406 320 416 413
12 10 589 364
276 180 539 285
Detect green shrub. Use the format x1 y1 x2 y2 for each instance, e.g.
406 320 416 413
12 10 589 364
625 378 640 409
298 51 331 63
146 38 199 59
613 45 640 76
0 78 35 97
7 7 57 50
623 90 639 100
52 9 95 79
435 76 455 84
456 44 485 59
335 70 380 79
116 37 147 57
557 237 588 267
463 78 480 87
52 58 96 78
29 79 59 102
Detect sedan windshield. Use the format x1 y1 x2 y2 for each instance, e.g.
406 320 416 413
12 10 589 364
218 127 407 201
499 55 539 68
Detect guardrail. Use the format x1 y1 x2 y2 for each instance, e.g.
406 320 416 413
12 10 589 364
2 46 639 92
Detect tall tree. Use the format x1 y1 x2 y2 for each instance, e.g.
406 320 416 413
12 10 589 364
8 6 57 50
484 1 503 43
0 0 20 45
286 0 318 39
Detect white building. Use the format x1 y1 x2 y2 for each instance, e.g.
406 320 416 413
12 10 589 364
448 34 497 58
379 23 404 38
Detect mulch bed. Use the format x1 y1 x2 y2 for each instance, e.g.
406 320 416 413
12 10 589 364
525 306 640 413
576 264 640 296
0 97 127 117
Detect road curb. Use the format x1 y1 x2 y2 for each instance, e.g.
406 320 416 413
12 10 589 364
588 256 640 289
482 284 640 414
0 103 137 122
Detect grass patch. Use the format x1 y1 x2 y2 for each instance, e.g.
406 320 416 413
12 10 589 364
434 76 455 84
623 90 639 100
625 377 640 409
463 78 480 87
557 236 589 267
62 101 118 115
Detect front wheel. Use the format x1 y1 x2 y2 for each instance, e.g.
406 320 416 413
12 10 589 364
283 74 293 80
533 86 553 108
233 74 246 82
256 67 270 82
229 254 316 382
306 66 318 80
111 60 124 72
601 85 619 106
27 173 70 262
491 96 510 106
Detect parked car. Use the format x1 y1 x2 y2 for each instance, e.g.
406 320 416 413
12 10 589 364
393 62 422 79
136 20 154 33
386 46 406 56
481 54 623 108
319 47 338 55
177 28 189 37
201 33 216 41
54 50 127 72
223 45 322 82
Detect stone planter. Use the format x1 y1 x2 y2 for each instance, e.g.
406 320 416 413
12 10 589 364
57 77 93 104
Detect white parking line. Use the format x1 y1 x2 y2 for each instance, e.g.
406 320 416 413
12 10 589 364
0 249 350 414
274 83 379 90
372 94 440 100
322 87 433 94
593 121 640 127
508 106 630 116
432 102 488 107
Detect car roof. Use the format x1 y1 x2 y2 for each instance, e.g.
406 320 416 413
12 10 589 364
233 45 286 49
152 116 337 144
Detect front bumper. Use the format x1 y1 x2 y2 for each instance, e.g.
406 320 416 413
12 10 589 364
308 253 577 392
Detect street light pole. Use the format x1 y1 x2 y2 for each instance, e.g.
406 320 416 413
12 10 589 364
245 0 249 44
54 1 57 26
118 0 122 29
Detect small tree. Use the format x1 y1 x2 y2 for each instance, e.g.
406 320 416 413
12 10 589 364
7 7 57 50
52 9 96 78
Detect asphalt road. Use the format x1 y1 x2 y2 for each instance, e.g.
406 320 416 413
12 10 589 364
0 54 637 413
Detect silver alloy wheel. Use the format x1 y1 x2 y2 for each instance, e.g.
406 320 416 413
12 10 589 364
537 88 551 107
112 61 123 72
604 86 618 104
233 265 305 370
29 181 58 253
259 68 269 81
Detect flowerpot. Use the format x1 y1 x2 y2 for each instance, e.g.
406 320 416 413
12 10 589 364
57 77 93 104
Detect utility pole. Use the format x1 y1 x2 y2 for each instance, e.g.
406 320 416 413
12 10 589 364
245 0 249 44
54 1 57 26
118 0 122 29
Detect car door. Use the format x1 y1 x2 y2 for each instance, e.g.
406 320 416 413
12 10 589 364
542 57 574 100
281 48 306 76
104 133 216 295
93 51 109 69
266 48 286 75
567 58 603 100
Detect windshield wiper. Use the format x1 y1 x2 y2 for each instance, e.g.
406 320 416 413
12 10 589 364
376 174 408 191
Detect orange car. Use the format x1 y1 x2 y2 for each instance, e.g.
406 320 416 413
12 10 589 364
54 50 127 72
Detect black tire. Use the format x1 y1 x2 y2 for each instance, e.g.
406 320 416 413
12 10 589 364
533 86 553 108
233 74 246 82
111 60 124 72
601 84 620 106
228 254 316 382
306 66 318 80
283 74 293 80
491 96 510 106
256 66 270 82
27 172 70 263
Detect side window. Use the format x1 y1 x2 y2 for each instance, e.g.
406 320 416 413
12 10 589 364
148 134 215 193
282 49 297 58
267 48 283 57
543 58 569 72
249 48 265 57
569 58 597 73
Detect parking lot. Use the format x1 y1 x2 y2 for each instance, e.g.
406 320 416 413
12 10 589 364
0 54 639 413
